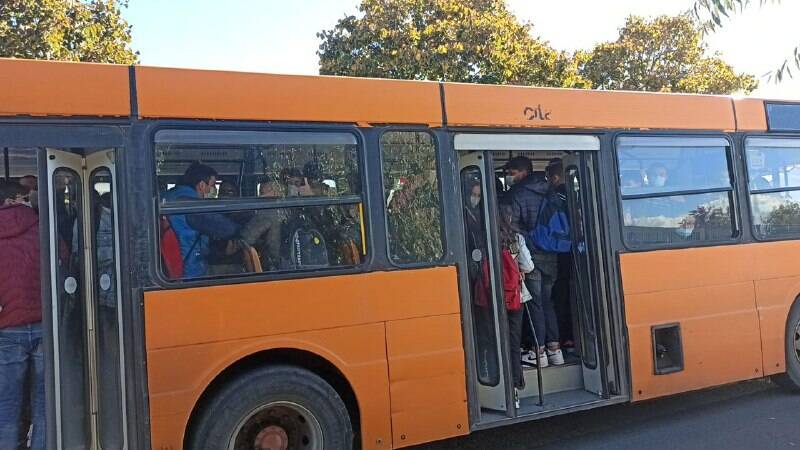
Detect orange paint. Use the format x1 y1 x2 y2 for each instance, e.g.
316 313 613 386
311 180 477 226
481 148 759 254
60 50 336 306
145 267 466 450
0 58 130 117
443 82 736 131
135 66 443 125
385 314 469 448
734 98 768 131
621 242 800 401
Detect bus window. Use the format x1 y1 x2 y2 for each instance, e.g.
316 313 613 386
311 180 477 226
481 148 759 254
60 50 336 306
746 137 800 239
380 131 444 265
616 136 735 247
154 130 365 280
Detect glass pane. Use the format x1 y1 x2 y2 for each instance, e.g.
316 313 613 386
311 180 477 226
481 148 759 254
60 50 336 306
52 168 91 447
746 141 800 191
617 140 731 195
161 204 365 279
622 192 734 246
566 167 597 369
90 168 124 448
461 166 500 386
767 103 800 132
381 131 444 264
751 191 800 239
155 132 360 202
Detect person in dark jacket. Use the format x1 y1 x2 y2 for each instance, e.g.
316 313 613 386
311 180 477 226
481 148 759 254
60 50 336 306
0 180 45 450
162 163 241 278
506 156 565 367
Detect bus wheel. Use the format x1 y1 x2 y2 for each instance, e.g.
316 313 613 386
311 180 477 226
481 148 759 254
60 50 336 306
189 365 354 450
774 301 800 392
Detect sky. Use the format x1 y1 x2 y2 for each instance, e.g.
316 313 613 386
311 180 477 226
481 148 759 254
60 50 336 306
124 0 800 99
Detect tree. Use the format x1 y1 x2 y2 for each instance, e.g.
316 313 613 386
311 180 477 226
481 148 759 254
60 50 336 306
581 14 757 94
0 0 138 64
693 0 797 82
317 0 590 88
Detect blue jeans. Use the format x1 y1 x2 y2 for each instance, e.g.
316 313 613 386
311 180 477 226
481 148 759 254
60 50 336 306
0 323 45 450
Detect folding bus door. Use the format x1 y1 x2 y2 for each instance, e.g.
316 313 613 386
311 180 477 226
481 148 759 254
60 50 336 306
46 147 128 450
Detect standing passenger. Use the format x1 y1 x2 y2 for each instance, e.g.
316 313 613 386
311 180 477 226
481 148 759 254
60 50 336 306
0 180 44 450
499 204 534 397
162 163 240 278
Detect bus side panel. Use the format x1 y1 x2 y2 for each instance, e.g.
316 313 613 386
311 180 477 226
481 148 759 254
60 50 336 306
620 245 764 401
753 241 800 376
144 267 462 449
0 58 130 117
386 314 468 448
146 324 392 450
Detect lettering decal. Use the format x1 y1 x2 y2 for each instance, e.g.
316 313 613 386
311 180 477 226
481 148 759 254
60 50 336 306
524 104 552 121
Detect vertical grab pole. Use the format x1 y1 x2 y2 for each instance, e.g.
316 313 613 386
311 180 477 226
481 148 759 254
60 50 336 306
524 301 545 406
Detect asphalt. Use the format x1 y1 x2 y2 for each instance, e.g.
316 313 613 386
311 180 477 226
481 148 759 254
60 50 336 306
411 379 800 450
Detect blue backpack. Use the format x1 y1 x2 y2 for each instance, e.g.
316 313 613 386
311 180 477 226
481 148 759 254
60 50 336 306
531 191 572 253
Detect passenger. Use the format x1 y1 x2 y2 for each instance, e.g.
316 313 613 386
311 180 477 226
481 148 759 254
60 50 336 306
281 168 307 197
505 156 564 367
19 175 38 210
240 180 286 271
208 181 251 275
303 162 329 196
499 203 534 394
463 177 495 382
647 163 669 188
0 180 44 450
162 163 240 278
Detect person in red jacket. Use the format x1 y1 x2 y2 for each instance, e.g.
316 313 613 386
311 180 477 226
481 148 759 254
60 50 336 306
0 180 45 450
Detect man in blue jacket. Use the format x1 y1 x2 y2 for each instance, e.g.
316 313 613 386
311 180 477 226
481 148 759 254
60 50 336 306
506 156 564 368
162 163 240 278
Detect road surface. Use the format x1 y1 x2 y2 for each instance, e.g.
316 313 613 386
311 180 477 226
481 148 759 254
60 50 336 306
411 379 800 450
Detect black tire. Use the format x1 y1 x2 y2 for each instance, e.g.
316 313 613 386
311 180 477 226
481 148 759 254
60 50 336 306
188 365 354 450
773 300 800 392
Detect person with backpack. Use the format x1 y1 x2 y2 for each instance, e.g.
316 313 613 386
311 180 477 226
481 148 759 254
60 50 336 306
161 163 241 278
506 156 566 367
498 204 534 397
0 180 45 450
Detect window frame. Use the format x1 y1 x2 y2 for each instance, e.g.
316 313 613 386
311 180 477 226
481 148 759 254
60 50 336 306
149 124 372 285
743 134 800 242
613 133 741 251
378 127 447 268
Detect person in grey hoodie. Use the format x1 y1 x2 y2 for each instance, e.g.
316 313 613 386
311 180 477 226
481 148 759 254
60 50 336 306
505 156 564 367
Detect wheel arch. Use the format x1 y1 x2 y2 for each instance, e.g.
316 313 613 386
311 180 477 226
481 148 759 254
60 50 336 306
182 347 362 449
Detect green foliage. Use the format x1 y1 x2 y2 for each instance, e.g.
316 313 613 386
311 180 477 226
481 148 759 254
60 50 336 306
317 0 590 87
764 202 800 227
0 0 138 64
580 14 757 94
692 0 796 82
382 131 444 264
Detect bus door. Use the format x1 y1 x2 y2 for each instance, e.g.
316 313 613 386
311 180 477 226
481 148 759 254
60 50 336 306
46 147 127 449
562 152 617 397
458 151 512 414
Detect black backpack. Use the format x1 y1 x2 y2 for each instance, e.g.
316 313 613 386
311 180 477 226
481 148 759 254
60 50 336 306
280 214 330 270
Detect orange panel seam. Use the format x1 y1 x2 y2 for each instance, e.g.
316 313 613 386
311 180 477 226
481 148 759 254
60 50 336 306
752 279 766 377
382 321 395 450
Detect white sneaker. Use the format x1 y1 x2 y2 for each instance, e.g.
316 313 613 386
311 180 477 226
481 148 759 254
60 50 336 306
547 348 565 366
522 350 549 368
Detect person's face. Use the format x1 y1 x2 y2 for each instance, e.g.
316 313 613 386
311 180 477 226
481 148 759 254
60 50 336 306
549 173 563 187
197 176 217 198
218 183 237 198
286 176 305 196
650 167 668 188
469 185 481 208
508 169 526 184
260 183 281 198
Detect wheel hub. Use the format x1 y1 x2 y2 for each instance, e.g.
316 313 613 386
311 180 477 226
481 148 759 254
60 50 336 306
254 425 289 450
794 321 800 364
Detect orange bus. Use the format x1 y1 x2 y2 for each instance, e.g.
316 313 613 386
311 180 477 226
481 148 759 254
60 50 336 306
2 57 800 450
